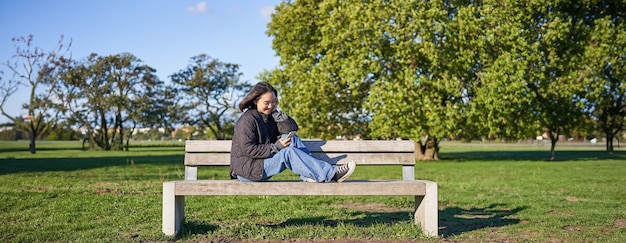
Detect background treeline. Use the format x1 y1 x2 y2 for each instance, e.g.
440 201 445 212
1 40 249 153
1 0 624 160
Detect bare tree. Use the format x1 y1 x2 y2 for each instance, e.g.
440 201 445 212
1 35 71 153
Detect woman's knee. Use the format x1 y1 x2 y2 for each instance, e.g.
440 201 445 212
282 146 298 154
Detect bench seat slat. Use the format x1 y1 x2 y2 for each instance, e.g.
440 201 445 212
184 152 416 166
185 140 415 153
172 180 429 196
302 140 415 152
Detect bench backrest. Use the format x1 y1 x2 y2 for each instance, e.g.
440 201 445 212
183 140 416 181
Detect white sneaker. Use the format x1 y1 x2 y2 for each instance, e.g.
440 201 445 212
332 161 356 182
304 178 316 183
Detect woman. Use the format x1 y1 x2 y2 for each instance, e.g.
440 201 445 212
230 82 355 182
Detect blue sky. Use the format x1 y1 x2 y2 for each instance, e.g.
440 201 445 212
0 0 282 123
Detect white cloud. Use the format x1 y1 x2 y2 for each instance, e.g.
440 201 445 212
187 1 210 14
260 6 275 21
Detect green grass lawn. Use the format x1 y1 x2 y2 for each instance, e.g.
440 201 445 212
1 140 625 242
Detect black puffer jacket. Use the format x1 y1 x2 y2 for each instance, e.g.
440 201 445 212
230 109 298 180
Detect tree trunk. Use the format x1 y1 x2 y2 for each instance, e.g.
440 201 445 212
110 115 119 151
83 122 97 150
550 138 557 161
605 129 621 152
415 137 439 161
116 112 124 151
89 135 97 150
548 130 558 161
98 110 110 150
29 131 36 154
125 122 137 151
27 118 37 154
606 132 614 152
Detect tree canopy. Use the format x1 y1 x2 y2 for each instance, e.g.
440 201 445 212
264 0 626 159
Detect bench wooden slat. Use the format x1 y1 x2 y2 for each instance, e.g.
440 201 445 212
172 180 428 196
185 140 415 153
301 140 415 152
184 152 416 166
185 140 231 152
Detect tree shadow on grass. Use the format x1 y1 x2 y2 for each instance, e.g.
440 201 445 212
439 203 528 237
0 142 184 153
0 155 184 176
440 150 625 162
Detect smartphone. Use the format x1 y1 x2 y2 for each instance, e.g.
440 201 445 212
286 131 295 139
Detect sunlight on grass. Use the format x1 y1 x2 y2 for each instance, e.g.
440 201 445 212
1 140 625 242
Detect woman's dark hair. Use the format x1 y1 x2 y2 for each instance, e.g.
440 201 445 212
239 82 278 111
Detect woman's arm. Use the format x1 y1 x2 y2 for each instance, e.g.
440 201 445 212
273 110 299 134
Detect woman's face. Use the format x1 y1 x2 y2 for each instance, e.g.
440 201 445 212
255 91 278 115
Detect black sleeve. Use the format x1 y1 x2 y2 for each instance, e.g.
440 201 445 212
273 110 299 134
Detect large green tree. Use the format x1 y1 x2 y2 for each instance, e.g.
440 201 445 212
581 16 626 151
266 0 541 159
520 2 587 160
525 1 626 158
1 35 71 153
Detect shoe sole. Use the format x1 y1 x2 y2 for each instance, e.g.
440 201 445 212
336 161 356 183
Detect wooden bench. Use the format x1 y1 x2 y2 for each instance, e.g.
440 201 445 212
162 140 438 237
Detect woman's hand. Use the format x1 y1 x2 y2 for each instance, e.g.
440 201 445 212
279 136 292 147
272 110 289 122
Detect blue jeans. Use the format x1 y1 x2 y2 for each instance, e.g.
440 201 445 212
237 135 336 182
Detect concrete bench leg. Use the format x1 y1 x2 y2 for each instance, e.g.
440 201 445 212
414 181 438 237
163 182 185 236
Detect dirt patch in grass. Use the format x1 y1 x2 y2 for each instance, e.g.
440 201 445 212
565 196 581 202
95 188 149 195
200 238 425 243
563 225 585 231
547 209 574 217
614 218 626 229
19 186 53 192
332 202 412 212
604 218 626 234
94 182 122 187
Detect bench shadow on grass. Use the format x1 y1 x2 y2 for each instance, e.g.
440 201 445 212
258 203 527 237
438 203 528 237
178 221 219 239
441 150 625 161
268 211 413 228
